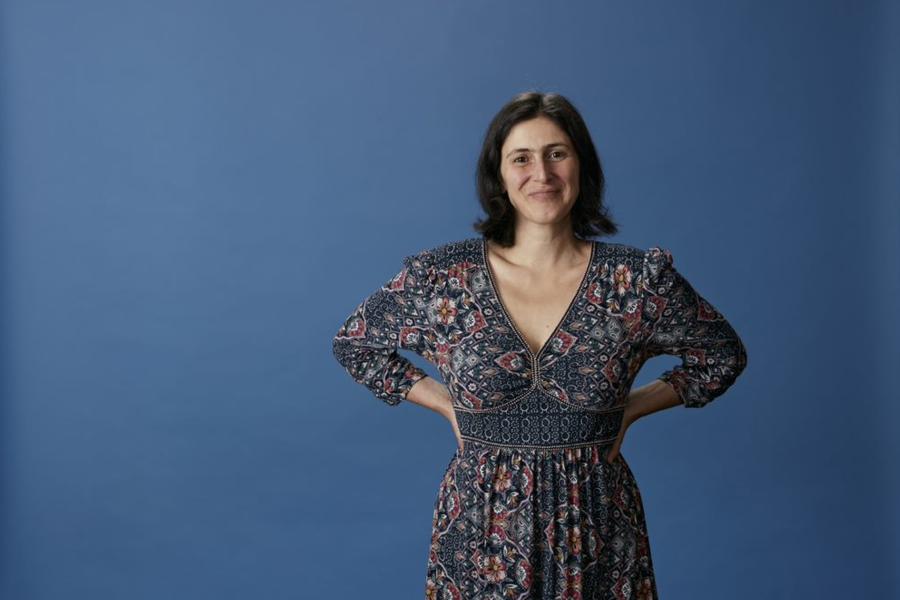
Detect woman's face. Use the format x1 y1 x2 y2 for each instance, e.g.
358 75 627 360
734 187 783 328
498 116 581 230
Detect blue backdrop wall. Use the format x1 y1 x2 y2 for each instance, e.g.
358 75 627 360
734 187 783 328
2 1 898 598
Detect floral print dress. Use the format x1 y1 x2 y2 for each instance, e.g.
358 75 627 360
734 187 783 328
332 236 748 600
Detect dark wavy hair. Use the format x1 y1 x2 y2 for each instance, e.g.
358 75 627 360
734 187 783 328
473 91 619 247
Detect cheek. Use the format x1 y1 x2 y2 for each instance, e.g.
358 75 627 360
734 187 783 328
563 165 580 186
504 171 527 189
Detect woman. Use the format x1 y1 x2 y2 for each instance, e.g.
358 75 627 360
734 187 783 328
332 91 748 599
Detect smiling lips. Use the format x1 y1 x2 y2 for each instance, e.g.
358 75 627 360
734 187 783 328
529 189 559 198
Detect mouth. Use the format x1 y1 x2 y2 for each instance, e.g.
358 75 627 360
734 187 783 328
529 190 559 199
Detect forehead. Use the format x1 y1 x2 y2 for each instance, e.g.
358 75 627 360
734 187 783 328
501 116 571 151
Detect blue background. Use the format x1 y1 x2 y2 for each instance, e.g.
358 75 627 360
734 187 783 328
3 1 898 598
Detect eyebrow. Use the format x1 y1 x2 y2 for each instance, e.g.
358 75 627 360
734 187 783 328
505 143 570 159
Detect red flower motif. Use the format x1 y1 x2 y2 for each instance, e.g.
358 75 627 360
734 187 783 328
613 263 633 296
480 554 508 583
434 297 458 325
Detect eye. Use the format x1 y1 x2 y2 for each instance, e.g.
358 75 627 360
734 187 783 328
549 150 567 160
512 155 528 164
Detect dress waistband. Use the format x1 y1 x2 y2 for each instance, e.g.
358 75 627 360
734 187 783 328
454 388 624 450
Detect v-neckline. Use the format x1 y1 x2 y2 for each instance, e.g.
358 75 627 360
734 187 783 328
480 237 597 360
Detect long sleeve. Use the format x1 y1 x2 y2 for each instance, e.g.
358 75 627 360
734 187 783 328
331 252 434 406
639 246 748 408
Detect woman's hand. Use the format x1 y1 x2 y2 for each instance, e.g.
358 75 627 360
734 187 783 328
405 377 464 452
432 386 464 452
605 395 639 464
605 420 627 464
446 405 464 453
604 381 684 463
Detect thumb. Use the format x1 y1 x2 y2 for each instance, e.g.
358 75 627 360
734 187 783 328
605 431 623 464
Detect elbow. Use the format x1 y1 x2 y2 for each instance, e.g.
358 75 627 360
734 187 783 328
332 329 365 373
673 336 748 409
729 335 749 382
332 333 344 365
332 332 349 370
714 335 748 392
735 338 748 377
332 312 360 369
707 336 748 403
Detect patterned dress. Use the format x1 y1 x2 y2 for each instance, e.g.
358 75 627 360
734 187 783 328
332 236 748 600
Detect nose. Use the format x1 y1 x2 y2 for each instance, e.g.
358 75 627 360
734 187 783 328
532 156 550 181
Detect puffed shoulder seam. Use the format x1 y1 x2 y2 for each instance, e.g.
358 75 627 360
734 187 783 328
401 248 437 297
402 247 434 270
640 245 674 297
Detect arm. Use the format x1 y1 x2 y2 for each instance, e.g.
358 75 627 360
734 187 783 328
331 253 434 406
623 379 683 424
639 246 749 409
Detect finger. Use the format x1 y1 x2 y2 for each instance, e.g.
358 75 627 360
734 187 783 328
605 442 619 464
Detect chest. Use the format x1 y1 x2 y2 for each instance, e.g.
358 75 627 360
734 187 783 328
428 240 647 412
488 266 588 357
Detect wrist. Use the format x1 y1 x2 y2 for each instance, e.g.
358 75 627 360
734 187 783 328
623 394 642 425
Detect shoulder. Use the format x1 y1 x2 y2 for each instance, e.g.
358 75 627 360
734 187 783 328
640 245 674 274
402 236 484 271
637 245 676 296
593 240 672 273
594 240 645 264
395 237 482 295
593 240 675 293
402 237 675 277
